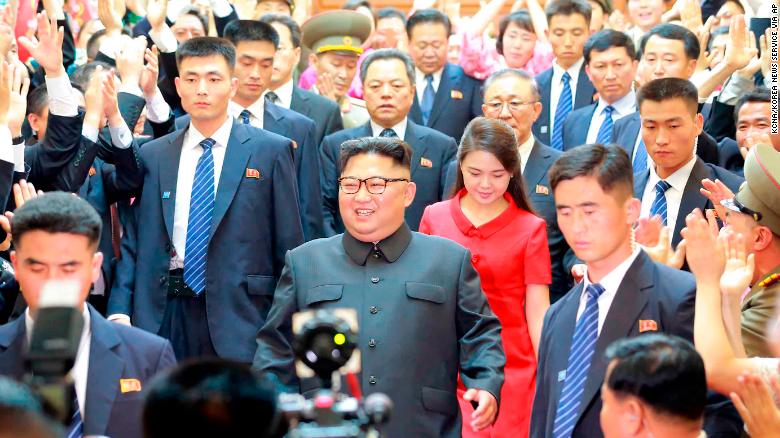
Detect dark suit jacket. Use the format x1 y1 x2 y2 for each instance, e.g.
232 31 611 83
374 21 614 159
532 65 596 145
108 121 304 362
0 305 176 438
254 228 505 438
290 85 344 147
408 63 482 142
175 102 324 240
610 112 721 165
634 158 743 248
530 251 696 437
562 103 598 150
717 137 743 176
320 120 457 234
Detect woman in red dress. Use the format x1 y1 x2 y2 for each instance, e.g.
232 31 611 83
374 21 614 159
419 117 551 437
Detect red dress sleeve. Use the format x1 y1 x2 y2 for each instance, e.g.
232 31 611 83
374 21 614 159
524 217 552 285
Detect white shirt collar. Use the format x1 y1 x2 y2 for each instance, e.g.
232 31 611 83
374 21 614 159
415 67 444 91
370 117 408 140
186 115 233 151
269 79 294 109
552 57 584 83
582 247 641 295
595 89 636 118
648 154 697 193
229 98 265 124
518 134 536 173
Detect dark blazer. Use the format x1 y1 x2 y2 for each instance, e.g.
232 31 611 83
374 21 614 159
0 305 176 438
633 158 743 248
254 229 505 438
175 102 324 240
108 121 304 363
320 120 457 234
530 251 696 438
717 137 743 176
408 63 483 142
532 65 596 145
290 85 344 147
610 112 721 165
561 103 598 150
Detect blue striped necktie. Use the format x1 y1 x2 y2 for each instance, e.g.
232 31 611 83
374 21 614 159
183 138 216 294
551 72 573 151
552 283 606 438
239 109 251 125
633 139 648 173
421 74 435 126
67 395 83 438
650 180 672 225
595 105 615 144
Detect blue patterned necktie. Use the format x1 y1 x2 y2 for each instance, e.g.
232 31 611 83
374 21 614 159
551 72 573 151
67 395 83 438
421 74 435 126
239 109 251 125
650 180 672 225
633 138 648 173
183 138 216 294
552 283 606 438
379 128 397 138
595 105 615 144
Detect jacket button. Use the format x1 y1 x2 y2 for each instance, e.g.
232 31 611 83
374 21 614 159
372 252 381 258
370 277 380 284
159 275 166 284
368 376 377 384
369 306 378 314
368 339 376 348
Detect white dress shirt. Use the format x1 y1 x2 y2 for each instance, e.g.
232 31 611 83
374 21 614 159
549 58 584 135
268 79 294 109
640 155 698 231
577 247 641 335
171 116 233 268
415 67 443 97
26 307 91 416
370 118 408 140
585 90 636 144
517 134 535 174
229 99 265 129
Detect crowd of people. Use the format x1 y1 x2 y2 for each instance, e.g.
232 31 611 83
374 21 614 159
0 0 777 436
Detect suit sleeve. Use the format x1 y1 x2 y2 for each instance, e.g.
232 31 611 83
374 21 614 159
25 112 86 184
667 277 696 343
470 78 484 119
323 105 344 140
107 200 139 317
158 51 183 115
529 304 557 438
253 250 301 393
297 121 325 241
154 339 178 372
94 92 146 165
0 160 13 211
272 141 305 277
456 248 506 401
102 142 144 203
319 136 341 237
213 5 239 37
439 138 458 199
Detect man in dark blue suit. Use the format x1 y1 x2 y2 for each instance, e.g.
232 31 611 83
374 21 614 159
562 30 637 151
718 87 779 176
107 37 304 363
406 9 482 142
0 193 176 438
633 78 742 251
321 49 457 234
532 0 596 148
530 144 741 438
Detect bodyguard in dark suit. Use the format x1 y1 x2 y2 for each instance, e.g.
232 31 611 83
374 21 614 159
259 14 344 146
531 0 597 147
406 9 483 142
320 49 457 234
107 38 304 363
0 193 176 438
255 137 505 438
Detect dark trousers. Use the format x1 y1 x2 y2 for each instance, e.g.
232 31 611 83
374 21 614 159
158 294 218 361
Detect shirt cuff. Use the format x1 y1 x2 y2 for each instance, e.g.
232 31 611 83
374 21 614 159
210 0 233 17
109 122 133 149
12 142 24 172
145 89 172 123
98 37 119 59
44 74 78 117
107 314 131 324
119 83 143 97
0 126 13 164
149 27 178 53
718 74 756 105
82 124 99 143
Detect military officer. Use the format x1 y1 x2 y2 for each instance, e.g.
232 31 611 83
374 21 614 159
301 10 371 128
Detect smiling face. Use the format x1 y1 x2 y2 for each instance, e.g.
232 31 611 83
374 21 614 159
586 46 638 104
627 0 666 31
256 0 291 16
338 153 415 242
639 97 702 178
175 54 238 123
460 150 511 207
736 101 780 151
233 40 276 106
363 58 415 128
501 22 537 68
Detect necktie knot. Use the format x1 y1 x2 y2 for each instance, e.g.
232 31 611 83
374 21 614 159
265 91 279 104
562 72 571 83
238 109 251 125
603 105 614 115
379 128 397 138
655 180 671 194
199 138 216 151
425 74 433 84
586 283 605 301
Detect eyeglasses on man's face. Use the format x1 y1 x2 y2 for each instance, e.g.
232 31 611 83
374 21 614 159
338 176 409 194
484 100 537 113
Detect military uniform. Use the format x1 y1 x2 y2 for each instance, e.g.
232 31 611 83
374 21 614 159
301 11 371 129
722 143 780 358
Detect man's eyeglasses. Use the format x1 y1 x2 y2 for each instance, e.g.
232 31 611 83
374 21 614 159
338 177 409 194
484 100 537 113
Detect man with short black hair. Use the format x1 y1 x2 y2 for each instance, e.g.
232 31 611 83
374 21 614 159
718 87 778 175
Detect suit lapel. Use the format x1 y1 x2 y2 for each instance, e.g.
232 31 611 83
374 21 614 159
160 129 186 241
574 67 595 107
672 158 709 246
427 64 457 127
577 253 653 422
0 317 27 379
550 283 584 420
405 122 428 177
626 114 641 155
84 307 123 436
210 121 252 238
523 141 550 188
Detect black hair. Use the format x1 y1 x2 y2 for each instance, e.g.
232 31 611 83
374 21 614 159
143 359 283 438
545 0 592 25
496 11 534 55
359 48 416 84
639 23 700 61
339 137 412 173
406 8 452 38
549 144 633 198
259 13 302 48
483 68 541 101
224 19 280 48
377 7 407 25
606 334 707 422
176 6 209 35
707 25 730 53
584 29 636 64
11 192 102 249
590 0 613 15
26 84 48 116
69 61 113 91
342 0 375 23
734 87 770 120
176 37 237 71
637 77 699 116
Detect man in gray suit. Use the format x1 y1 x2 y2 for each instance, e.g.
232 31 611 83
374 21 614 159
255 137 505 437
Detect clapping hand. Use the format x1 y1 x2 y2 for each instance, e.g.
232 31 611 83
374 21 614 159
682 208 725 285
116 36 148 88
700 178 735 223
720 231 754 298
730 372 780 438
140 46 160 99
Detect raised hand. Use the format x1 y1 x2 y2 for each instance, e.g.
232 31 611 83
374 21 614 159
17 12 65 76
12 180 42 209
642 226 687 270
682 208 726 285
146 0 169 31
102 70 122 126
723 15 758 71
720 231 754 297
84 65 107 129
730 372 780 438
700 178 735 223
140 46 160 99
679 0 703 32
116 36 147 87
6 61 30 136
98 0 125 35
0 61 9 126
